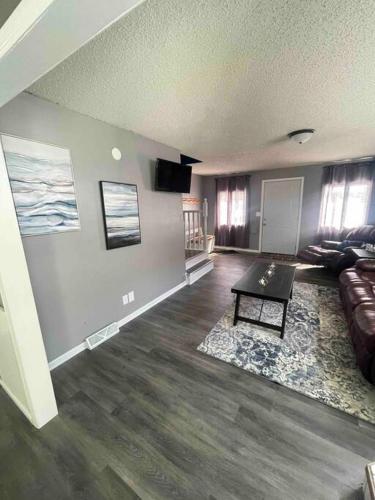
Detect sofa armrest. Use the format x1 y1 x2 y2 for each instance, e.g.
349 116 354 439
321 240 341 249
321 249 342 258
356 259 375 271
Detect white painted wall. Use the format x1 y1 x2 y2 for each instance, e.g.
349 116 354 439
0 140 57 428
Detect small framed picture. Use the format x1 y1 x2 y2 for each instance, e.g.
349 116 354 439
100 181 141 250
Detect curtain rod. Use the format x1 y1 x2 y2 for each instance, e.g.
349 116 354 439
213 173 251 179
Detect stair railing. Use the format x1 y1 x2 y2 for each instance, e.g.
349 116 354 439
183 198 208 251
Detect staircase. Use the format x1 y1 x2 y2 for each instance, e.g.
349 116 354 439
185 251 214 285
183 198 214 285
185 250 214 285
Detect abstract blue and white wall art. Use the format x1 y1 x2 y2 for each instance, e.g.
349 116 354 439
1 135 80 236
100 181 141 250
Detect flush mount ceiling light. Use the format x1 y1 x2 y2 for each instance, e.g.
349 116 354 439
288 129 315 144
111 147 122 160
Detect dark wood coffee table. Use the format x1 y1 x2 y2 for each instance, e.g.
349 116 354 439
231 262 296 339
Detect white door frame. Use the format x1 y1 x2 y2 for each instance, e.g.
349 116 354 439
258 177 304 255
0 138 58 428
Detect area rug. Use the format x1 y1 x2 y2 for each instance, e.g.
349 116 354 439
197 282 375 424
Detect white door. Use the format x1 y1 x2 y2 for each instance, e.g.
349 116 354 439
261 178 303 255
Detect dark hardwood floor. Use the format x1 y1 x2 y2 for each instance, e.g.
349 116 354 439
0 253 372 499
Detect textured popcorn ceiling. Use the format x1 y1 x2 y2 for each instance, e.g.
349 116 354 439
29 0 375 175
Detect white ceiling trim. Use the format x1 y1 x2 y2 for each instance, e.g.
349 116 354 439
0 0 54 58
0 0 146 107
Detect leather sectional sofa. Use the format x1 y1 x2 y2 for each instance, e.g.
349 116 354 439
298 225 375 273
340 259 375 383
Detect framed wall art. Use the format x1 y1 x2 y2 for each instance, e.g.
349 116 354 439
100 181 141 250
1 134 80 236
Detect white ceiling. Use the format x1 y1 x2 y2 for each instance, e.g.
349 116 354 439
29 0 375 175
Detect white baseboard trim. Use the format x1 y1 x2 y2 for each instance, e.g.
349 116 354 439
48 280 187 371
118 280 186 327
0 379 32 423
214 246 260 254
48 341 86 371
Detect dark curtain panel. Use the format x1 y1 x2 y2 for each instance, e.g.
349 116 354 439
215 175 250 248
318 161 375 241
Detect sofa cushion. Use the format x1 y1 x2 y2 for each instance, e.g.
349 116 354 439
356 259 375 272
307 246 342 258
352 302 375 353
339 265 375 286
339 268 364 287
321 240 341 250
298 249 324 265
344 285 375 309
347 225 375 243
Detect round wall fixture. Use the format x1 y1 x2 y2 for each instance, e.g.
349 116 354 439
288 129 315 144
111 147 122 160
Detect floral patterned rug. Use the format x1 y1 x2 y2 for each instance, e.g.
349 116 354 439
197 282 375 424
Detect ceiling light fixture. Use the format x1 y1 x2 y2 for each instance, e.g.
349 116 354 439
288 129 315 144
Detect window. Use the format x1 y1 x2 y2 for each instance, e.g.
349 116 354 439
218 190 228 226
319 180 371 231
218 188 246 227
215 175 250 248
343 183 372 228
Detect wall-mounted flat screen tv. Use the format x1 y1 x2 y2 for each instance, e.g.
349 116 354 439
155 158 192 193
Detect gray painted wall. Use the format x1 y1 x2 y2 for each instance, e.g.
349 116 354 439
189 174 202 200
182 173 202 210
0 93 186 361
202 164 324 251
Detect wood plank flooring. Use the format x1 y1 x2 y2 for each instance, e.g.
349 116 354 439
0 252 372 499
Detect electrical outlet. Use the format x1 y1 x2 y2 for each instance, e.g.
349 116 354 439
122 294 129 305
128 291 135 303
